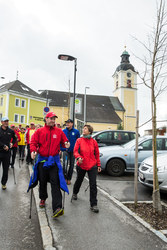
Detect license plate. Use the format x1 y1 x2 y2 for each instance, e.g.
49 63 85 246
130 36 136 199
139 172 144 180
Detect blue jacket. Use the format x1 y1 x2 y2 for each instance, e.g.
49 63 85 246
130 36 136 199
27 154 69 194
61 127 80 152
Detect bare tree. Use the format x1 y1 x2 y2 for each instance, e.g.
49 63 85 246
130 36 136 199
135 0 167 214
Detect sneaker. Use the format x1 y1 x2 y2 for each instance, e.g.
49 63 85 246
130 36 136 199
52 208 64 218
72 194 77 200
2 185 6 190
90 205 99 213
39 200 45 208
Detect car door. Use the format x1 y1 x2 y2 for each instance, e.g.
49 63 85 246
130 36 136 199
128 138 165 170
95 131 113 147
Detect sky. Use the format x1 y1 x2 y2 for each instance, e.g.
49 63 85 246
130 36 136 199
0 0 167 135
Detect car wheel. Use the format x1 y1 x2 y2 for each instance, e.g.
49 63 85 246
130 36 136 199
106 159 125 176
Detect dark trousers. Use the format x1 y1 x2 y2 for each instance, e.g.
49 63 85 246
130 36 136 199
10 147 17 166
63 151 75 181
26 144 33 164
19 145 25 160
38 162 62 212
0 153 10 185
73 165 98 207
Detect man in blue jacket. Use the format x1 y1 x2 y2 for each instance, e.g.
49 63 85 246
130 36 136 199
61 119 80 185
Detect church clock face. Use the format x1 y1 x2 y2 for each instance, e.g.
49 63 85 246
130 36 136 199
127 72 131 78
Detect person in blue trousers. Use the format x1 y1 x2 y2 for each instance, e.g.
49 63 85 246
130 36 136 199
61 119 80 185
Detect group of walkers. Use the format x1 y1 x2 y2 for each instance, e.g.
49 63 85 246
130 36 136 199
0 111 101 219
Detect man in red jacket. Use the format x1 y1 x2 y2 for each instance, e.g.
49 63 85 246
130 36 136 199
10 124 21 168
30 112 70 218
25 122 35 164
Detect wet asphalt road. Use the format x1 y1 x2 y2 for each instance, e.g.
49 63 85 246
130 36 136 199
97 171 167 202
45 173 167 250
0 157 43 250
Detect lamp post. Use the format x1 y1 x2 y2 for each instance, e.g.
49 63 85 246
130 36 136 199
84 87 90 124
58 54 77 127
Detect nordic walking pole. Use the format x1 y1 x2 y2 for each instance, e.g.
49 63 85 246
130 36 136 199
19 159 21 168
85 184 89 192
13 167 16 184
29 188 33 219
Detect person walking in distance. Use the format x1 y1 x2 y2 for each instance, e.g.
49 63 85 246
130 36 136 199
61 119 80 185
25 122 35 164
18 127 26 162
72 125 101 213
30 112 70 218
0 117 16 190
10 124 21 168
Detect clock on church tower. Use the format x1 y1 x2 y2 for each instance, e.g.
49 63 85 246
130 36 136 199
112 48 137 131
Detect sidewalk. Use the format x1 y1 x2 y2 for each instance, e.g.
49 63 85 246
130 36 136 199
29 168 167 250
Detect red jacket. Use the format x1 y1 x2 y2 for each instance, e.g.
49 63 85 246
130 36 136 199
74 137 101 171
26 128 35 144
11 130 21 147
30 124 68 157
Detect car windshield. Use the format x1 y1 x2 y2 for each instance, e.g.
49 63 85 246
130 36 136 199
122 137 147 149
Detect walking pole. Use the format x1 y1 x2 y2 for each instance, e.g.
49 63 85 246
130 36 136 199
85 184 89 192
29 153 37 219
13 167 16 184
19 159 21 168
29 188 33 219
62 191 65 209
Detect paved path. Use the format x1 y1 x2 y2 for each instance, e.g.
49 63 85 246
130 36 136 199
42 173 167 250
0 158 43 250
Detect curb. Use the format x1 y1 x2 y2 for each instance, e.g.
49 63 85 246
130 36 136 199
95 181 167 243
28 166 167 248
28 165 56 250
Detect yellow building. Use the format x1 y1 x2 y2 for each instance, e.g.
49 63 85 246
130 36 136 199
0 80 46 126
113 49 137 131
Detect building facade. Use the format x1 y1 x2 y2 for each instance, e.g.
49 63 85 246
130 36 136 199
0 80 46 126
113 49 137 131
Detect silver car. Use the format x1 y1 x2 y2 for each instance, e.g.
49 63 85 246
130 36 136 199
138 153 167 192
99 135 167 176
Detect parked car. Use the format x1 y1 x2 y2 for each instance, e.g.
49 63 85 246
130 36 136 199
92 130 136 147
99 135 167 176
138 153 167 192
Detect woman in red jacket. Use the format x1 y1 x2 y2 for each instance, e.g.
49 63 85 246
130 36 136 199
72 124 101 213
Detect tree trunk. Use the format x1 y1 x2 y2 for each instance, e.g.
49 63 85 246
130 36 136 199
151 62 162 214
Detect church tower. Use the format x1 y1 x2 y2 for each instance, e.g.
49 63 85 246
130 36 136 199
113 48 137 131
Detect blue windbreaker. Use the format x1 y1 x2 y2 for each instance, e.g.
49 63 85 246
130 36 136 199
27 154 69 194
60 127 80 152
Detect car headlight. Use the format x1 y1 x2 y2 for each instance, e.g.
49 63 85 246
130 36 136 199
149 166 167 173
99 153 103 157
158 166 167 173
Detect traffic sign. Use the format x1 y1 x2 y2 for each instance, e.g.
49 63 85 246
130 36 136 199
44 107 50 113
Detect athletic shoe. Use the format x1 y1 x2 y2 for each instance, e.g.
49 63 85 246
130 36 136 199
71 194 77 200
39 200 45 208
90 205 99 213
52 208 64 218
2 185 6 190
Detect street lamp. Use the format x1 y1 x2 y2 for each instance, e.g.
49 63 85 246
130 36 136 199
58 54 77 127
84 87 90 124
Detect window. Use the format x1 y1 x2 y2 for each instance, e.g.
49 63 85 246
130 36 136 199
140 140 152 150
15 98 20 107
0 97 3 106
164 139 167 150
21 99 26 108
14 114 19 123
20 115 25 124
